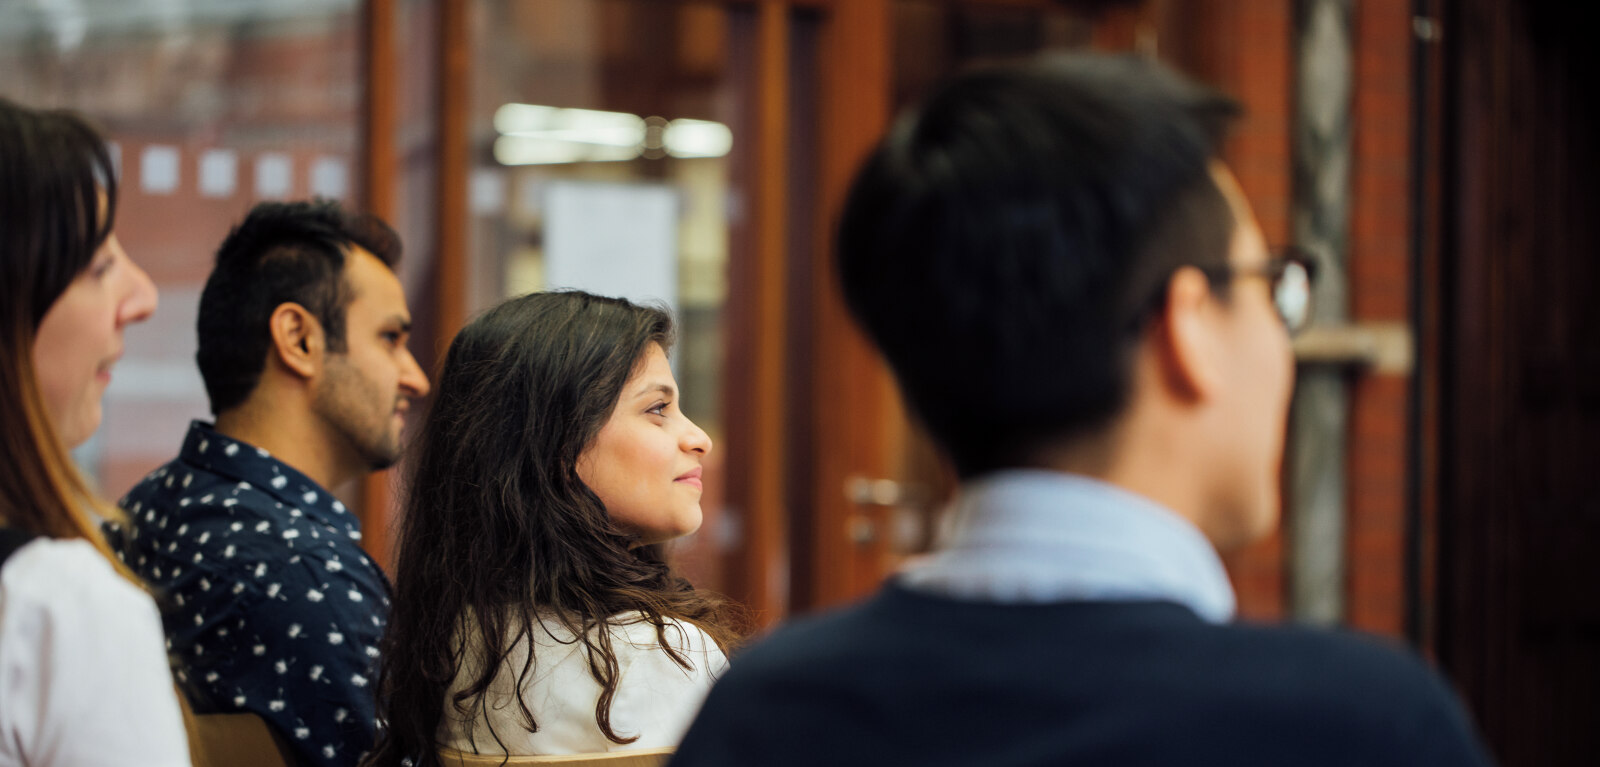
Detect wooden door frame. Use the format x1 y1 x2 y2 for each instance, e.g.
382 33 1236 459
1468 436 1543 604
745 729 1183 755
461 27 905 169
1429 0 1600 762
802 0 902 611
717 0 901 620
356 0 471 573
358 0 400 569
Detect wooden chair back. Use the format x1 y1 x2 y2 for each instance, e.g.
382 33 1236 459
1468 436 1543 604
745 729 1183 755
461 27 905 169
438 746 674 767
188 712 299 767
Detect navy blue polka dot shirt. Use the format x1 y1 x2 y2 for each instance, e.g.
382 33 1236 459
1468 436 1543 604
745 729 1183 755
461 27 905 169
105 421 391 767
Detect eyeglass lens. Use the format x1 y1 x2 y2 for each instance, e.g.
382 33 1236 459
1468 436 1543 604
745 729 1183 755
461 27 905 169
1274 260 1312 332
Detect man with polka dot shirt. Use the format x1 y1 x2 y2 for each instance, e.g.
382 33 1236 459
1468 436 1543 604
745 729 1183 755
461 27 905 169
104 201 430 767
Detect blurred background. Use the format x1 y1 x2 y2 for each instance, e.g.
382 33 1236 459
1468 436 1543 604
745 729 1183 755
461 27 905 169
2 1 1594 764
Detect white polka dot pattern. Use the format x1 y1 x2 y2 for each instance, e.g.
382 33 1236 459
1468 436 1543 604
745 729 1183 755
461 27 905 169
104 421 391 767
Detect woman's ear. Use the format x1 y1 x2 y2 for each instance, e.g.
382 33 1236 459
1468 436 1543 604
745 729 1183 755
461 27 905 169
268 302 324 380
1153 266 1222 403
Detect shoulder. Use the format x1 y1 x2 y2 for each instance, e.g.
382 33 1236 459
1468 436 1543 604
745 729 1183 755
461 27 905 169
1205 619 1439 682
0 538 170 675
716 592 900 672
120 459 185 501
2 538 152 616
1 540 195 767
596 613 729 682
683 596 1490 766
113 460 278 556
716 591 1467 718
120 462 281 530
1149 622 1492 763
1208 621 1468 710
118 472 381 581
609 613 719 652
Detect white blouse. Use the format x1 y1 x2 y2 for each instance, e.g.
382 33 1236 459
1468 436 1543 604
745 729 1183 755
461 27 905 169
441 612 727 756
0 538 192 767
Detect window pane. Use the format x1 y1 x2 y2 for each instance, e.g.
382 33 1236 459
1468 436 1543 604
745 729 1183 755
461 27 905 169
0 1 361 499
468 0 739 587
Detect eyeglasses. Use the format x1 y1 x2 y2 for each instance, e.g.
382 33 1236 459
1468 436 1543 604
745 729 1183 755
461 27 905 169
1130 246 1320 337
1201 246 1319 336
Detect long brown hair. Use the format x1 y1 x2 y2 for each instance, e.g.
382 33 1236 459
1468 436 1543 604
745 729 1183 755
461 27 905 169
0 98 127 556
365 291 746 767
0 101 203 765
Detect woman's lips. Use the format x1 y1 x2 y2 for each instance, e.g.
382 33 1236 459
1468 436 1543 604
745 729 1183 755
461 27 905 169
96 354 121 384
675 466 704 490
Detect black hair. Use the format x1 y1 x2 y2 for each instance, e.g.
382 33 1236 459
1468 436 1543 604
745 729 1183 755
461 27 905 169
365 291 745 767
836 53 1241 477
195 199 401 414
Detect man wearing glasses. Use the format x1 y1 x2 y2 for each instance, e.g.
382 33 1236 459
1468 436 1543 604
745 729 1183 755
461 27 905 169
673 55 1492 766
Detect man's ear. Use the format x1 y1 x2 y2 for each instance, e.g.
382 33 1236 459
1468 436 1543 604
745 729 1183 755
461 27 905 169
1154 266 1222 403
268 302 325 380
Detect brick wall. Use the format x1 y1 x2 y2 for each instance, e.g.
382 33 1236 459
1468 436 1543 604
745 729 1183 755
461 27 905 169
1344 0 1413 638
1155 0 1295 621
1155 0 1416 632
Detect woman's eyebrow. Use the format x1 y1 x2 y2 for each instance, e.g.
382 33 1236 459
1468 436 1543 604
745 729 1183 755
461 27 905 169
632 382 677 399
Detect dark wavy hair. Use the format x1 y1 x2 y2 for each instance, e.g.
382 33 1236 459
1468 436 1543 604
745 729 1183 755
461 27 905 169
196 198 401 414
365 291 745 767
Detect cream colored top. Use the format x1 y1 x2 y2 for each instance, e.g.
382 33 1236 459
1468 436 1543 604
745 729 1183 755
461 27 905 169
0 538 192 767
441 611 727 756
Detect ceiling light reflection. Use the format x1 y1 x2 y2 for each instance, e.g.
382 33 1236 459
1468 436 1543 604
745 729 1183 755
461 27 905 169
494 103 733 165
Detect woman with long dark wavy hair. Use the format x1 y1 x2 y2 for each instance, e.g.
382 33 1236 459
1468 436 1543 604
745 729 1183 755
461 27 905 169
364 291 745 765
0 99 189 765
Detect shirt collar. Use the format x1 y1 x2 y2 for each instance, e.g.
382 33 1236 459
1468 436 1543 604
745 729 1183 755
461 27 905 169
176 420 361 535
898 469 1236 623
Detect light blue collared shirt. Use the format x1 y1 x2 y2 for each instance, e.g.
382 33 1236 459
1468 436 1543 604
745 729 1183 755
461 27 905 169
898 470 1237 623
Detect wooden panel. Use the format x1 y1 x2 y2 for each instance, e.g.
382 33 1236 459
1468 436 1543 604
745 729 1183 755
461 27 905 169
439 746 672 766
1436 0 1600 763
718 0 802 625
731 0 794 624
1411 0 1446 655
805 0 900 608
434 0 470 341
189 713 297 767
359 0 399 569
361 0 398 220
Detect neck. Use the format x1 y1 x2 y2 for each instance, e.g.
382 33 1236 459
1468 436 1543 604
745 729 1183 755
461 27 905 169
214 389 356 492
1023 412 1214 546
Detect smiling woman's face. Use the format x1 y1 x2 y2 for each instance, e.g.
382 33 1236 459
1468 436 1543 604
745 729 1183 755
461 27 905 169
576 343 713 546
32 231 157 448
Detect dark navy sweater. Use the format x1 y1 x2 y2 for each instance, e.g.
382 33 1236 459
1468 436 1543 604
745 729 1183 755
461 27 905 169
672 584 1493 766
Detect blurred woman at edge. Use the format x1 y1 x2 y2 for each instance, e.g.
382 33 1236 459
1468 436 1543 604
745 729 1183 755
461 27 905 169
0 98 190 767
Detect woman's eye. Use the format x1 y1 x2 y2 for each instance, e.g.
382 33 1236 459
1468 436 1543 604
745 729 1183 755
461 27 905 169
92 257 114 279
647 402 668 417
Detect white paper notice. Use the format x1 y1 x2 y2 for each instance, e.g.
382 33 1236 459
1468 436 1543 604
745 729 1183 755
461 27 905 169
544 180 679 318
470 167 507 216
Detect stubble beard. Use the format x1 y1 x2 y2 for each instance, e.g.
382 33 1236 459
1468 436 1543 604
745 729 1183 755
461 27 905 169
314 357 404 475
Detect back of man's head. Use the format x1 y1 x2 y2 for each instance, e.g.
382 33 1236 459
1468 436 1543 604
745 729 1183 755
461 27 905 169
838 54 1241 477
196 199 402 415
